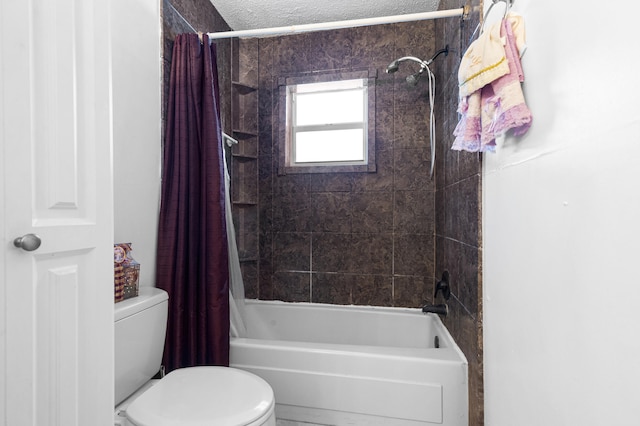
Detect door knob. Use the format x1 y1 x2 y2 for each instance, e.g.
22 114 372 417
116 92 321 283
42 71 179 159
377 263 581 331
13 233 42 252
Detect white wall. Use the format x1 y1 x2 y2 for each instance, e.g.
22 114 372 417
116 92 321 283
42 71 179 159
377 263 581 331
111 0 162 287
483 1 640 425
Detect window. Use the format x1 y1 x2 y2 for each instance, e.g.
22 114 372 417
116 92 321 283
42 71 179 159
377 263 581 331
278 70 376 175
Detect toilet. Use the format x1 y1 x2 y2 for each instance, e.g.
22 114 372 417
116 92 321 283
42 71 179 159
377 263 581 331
114 286 276 426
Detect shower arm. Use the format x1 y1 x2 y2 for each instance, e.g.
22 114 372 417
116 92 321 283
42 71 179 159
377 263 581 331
386 46 449 74
395 56 429 68
397 46 449 67
426 46 449 65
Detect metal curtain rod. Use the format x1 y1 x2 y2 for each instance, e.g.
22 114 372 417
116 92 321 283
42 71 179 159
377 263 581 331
207 7 467 40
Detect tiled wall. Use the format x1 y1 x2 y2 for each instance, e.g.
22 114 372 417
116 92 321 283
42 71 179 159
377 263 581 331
434 1 484 425
244 22 439 308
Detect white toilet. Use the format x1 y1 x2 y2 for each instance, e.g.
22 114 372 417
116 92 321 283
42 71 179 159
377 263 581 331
114 286 276 426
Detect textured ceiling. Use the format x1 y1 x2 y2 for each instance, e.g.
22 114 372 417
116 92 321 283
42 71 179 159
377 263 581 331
209 0 441 31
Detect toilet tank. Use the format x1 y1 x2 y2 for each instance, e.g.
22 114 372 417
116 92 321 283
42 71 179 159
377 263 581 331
114 286 168 406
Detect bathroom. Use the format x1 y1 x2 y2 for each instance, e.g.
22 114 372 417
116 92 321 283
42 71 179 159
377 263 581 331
1 0 638 425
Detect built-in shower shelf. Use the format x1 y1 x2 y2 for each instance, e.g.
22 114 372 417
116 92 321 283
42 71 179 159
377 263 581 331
232 129 258 139
231 37 260 295
232 81 258 94
232 200 258 206
232 153 258 160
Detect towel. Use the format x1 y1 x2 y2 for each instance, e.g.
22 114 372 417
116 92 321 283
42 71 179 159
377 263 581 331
506 12 527 58
458 19 509 97
453 15 532 152
484 17 531 140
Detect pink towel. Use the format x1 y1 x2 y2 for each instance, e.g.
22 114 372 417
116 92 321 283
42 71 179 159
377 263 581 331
453 18 532 152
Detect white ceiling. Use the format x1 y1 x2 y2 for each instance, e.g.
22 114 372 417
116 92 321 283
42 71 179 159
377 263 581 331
209 0 441 31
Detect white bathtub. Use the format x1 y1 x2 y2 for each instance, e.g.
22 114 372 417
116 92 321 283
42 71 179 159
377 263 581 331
230 300 468 426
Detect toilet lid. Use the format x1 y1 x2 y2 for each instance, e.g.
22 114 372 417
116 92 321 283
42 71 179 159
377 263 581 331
126 366 274 426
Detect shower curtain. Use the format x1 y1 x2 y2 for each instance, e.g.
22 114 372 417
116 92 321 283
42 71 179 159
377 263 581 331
156 33 230 371
224 153 247 338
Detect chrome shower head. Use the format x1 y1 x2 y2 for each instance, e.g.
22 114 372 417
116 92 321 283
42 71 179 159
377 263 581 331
405 71 422 86
385 46 449 85
386 56 427 73
386 60 400 74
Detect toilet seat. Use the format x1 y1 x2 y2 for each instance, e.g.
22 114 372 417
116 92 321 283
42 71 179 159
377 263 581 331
126 366 275 426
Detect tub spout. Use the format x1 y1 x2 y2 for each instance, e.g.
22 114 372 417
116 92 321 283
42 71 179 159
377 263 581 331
421 304 448 317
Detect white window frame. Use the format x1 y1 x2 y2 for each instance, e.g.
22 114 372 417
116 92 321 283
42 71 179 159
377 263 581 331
288 78 368 167
278 70 377 175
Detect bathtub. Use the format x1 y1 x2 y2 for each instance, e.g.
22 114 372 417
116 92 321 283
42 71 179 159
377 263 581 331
230 300 468 426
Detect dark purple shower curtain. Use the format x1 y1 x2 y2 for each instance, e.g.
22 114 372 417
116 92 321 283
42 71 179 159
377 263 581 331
156 33 229 371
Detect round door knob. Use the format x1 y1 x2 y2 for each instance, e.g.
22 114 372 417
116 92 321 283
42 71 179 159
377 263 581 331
13 233 42 252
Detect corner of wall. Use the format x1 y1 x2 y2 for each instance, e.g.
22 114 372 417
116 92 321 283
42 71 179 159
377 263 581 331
434 0 484 424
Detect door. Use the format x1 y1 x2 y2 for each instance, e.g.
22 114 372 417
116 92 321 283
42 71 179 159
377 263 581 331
0 0 114 425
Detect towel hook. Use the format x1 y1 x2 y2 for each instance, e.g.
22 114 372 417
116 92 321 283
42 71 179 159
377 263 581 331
471 0 516 40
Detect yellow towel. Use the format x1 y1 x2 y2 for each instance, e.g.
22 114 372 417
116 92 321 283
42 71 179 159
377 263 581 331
506 12 527 57
458 20 509 97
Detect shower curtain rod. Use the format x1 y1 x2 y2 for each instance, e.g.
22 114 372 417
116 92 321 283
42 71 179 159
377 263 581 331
207 7 467 40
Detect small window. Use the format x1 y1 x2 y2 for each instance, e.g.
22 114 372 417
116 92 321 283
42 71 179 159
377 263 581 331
289 79 367 165
278 70 376 175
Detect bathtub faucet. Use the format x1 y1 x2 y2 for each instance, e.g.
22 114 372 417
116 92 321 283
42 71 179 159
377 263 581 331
421 304 448 317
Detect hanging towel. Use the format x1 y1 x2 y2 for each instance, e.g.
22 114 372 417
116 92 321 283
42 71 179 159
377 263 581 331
482 17 532 140
453 14 532 152
458 19 509 98
452 91 487 152
506 12 527 58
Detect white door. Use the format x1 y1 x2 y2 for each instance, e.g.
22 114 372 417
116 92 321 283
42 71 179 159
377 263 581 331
0 0 114 425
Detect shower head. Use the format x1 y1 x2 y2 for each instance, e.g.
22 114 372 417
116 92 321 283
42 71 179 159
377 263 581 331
385 56 428 74
385 46 450 84
406 69 425 86
386 60 400 74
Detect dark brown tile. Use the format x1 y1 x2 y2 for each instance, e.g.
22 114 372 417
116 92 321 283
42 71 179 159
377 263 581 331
258 229 273 264
394 233 434 276
375 96 395 150
258 264 274 300
235 230 258 261
349 234 393 275
393 275 430 308
312 233 351 273
272 272 310 302
232 158 258 203
393 82 423 111
352 275 393 306
311 273 394 306
363 149 394 192
238 38 259 84
240 262 258 299
394 148 433 191
449 175 480 247
275 33 310 75
272 191 311 232
309 173 355 193
394 190 435 234
352 24 395 55
273 232 310 271
434 189 446 237
312 273 353 304
442 239 480 319
350 192 393 233
308 28 353 70
311 192 352 233
394 20 435 50
257 38 276 82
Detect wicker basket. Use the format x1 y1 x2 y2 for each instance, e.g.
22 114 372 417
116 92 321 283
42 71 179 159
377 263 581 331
114 264 125 302
114 243 139 303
